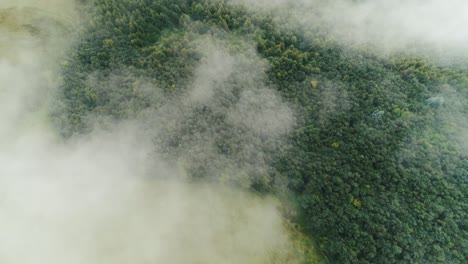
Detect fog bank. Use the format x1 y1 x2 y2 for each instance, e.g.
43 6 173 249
233 0 468 61
0 2 297 263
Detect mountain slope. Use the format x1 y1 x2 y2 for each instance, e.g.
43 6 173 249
55 1 468 263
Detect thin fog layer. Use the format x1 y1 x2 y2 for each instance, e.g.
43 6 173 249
149 36 295 185
0 0 77 17
0 2 297 263
75 33 296 187
233 0 468 61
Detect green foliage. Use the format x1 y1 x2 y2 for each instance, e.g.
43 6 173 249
56 1 468 263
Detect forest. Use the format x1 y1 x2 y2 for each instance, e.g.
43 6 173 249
50 0 468 263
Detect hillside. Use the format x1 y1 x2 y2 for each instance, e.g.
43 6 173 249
53 0 467 263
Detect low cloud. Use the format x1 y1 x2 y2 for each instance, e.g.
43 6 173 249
233 0 468 61
0 2 298 263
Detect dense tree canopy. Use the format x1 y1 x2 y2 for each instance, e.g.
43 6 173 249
55 0 468 263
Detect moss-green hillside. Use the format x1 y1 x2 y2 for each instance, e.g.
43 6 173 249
55 1 468 263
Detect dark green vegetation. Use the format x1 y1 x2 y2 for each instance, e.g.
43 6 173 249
56 0 468 263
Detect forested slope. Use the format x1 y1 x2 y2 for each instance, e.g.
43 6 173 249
55 0 468 263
